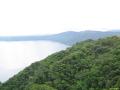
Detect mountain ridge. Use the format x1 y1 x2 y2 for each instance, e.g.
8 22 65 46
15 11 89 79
0 30 120 45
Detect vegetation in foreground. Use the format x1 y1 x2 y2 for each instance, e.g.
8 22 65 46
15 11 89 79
0 36 120 90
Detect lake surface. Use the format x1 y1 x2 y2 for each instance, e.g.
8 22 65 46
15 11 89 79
0 41 68 82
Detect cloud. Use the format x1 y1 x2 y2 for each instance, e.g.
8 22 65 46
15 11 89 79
0 0 120 36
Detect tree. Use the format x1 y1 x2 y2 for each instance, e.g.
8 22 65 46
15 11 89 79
25 84 56 90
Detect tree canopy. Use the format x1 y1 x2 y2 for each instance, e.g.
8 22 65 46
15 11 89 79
0 36 120 90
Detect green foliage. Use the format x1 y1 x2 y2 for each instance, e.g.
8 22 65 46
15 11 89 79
0 82 1 85
25 84 56 90
1 36 120 90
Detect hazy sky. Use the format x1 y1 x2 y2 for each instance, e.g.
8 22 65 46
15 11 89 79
0 0 120 36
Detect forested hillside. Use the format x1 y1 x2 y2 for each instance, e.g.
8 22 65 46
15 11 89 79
1 36 120 90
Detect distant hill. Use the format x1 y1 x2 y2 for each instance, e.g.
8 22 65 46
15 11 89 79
0 30 120 45
1 36 120 90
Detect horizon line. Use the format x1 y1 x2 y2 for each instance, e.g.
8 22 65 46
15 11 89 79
0 30 120 37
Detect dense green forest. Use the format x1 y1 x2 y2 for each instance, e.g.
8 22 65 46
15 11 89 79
0 36 120 90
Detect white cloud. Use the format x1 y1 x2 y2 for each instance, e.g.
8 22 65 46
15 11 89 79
0 0 120 36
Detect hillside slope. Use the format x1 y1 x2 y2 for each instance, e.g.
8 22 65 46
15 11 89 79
0 31 120 45
1 36 120 90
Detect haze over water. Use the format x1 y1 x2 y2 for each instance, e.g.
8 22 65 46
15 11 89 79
0 41 68 82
